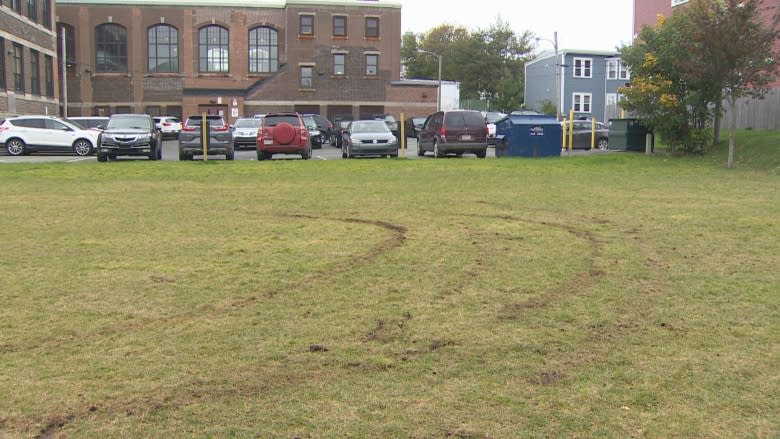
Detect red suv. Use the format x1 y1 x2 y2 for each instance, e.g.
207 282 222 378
257 112 311 160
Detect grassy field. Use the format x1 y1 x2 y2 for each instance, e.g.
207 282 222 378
0 132 778 438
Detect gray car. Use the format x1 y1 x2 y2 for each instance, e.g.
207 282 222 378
567 120 609 150
232 117 261 150
179 115 234 160
97 114 161 162
342 120 398 158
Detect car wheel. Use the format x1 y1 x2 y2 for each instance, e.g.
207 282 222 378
73 139 93 156
302 148 312 160
148 146 158 160
341 147 347 159
97 153 108 162
416 137 425 156
597 137 609 150
476 149 487 158
434 140 444 158
6 138 26 156
157 144 163 160
226 148 235 160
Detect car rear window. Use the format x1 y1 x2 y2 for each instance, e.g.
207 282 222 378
186 116 225 127
264 115 301 127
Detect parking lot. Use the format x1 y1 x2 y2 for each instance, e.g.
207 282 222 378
0 137 611 163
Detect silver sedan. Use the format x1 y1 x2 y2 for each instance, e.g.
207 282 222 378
341 120 399 158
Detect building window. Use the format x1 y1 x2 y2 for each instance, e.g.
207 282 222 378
41 0 50 28
249 26 278 73
365 54 378 76
607 59 618 80
96 23 128 73
44 55 53 97
300 66 313 88
0 38 5 91
573 58 592 78
365 17 379 38
199 25 228 73
300 14 314 36
619 62 630 80
30 50 40 95
333 16 346 37
12 43 24 92
333 54 345 75
573 92 592 113
26 0 36 21
148 24 178 73
10 0 21 14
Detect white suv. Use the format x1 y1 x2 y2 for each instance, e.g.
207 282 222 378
153 116 182 139
0 115 100 156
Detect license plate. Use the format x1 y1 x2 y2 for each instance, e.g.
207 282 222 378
264 139 273 145
461 135 472 141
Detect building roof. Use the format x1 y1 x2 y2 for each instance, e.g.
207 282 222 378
526 48 621 66
56 0 400 7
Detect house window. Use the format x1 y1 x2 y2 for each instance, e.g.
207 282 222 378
41 0 50 28
619 62 630 80
333 54 345 75
300 66 313 88
12 43 24 92
44 55 53 97
365 17 379 38
300 14 314 36
148 24 178 73
333 15 347 37
30 50 40 95
573 93 592 113
199 25 228 73
95 23 128 73
26 0 36 21
573 57 592 78
0 38 5 91
607 59 618 80
365 54 378 76
10 0 21 13
249 26 278 73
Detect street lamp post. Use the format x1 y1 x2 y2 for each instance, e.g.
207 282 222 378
535 32 559 120
417 49 442 111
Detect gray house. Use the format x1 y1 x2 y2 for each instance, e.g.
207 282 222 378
525 50 630 122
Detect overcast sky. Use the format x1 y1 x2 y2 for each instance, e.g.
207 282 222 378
397 0 635 52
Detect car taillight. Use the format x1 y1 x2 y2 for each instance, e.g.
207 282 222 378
163 122 172 126
182 125 198 131
212 124 229 132
440 126 447 138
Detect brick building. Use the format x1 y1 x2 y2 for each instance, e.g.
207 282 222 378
0 0 60 117
55 0 436 124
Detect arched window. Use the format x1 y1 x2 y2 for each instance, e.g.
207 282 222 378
248 26 278 73
148 24 178 73
199 25 228 73
95 23 127 73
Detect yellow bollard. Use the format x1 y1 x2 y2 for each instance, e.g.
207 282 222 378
568 109 574 153
561 118 567 151
591 117 596 150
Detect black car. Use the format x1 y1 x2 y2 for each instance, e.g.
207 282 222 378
404 116 426 138
97 114 162 162
302 114 334 146
333 120 352 148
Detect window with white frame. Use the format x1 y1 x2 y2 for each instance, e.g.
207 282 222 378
607 59 618 80
573 57 592 78
300 66 313 88
573 92 592 113
619 62 630 80
365 54 378 76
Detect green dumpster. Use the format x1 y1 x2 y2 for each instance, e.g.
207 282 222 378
608 118 653 152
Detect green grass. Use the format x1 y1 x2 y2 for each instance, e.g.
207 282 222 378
1 133 778 438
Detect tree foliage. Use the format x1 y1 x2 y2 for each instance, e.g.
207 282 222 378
401 18 534 112
619 0 779 162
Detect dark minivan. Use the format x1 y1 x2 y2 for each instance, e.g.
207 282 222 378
417 110 488 158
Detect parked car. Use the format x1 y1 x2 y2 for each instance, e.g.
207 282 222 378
257 112 311 160
302 115 324 149
342 120 398 158
96 113 162 162
404 116 426 138
302 113 334 146
231 117 262 150
70 116 109 131
153 116 182 139
178 114 234 160
0 115 99 156
374 114 399 137
333 120 352 148
417 110 488 158
482 111 506 145
566 120 610 150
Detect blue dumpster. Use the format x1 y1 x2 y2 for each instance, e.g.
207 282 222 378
494 114 561 157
